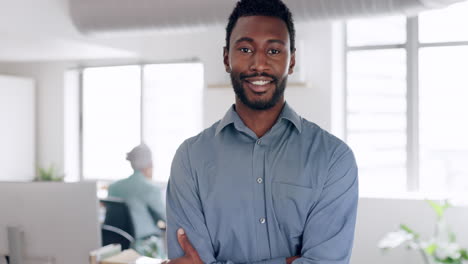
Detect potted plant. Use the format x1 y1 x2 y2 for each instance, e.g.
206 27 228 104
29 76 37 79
378 200 468 264
35 164 64 182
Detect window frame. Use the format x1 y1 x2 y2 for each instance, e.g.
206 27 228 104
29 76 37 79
78 64 144 183
344 15 468 193
77 61 202 183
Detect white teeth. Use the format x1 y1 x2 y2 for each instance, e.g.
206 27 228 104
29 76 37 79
251 80 271 85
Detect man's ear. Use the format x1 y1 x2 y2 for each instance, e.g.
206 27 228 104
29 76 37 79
223 47 231 73
288 48 296 75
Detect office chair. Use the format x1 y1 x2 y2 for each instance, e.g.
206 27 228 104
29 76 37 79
100 198 135 250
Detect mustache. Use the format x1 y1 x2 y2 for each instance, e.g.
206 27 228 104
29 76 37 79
239 72 278 82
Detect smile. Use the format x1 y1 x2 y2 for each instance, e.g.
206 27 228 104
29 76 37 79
245 79 273 93
249 80 271 86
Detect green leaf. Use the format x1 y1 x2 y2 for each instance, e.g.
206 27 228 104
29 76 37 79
400 224 419 239
426 200 450 219
449 232 457 243
435 257 460 264
400 224 413 233
425 243 437 256
36 164 64 182
47 164 54 177
460 249 468 260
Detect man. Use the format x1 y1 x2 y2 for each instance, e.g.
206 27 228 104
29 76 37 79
166 0 358 263
108 143 166 240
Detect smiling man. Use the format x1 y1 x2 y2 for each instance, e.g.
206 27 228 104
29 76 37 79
165 0 359 264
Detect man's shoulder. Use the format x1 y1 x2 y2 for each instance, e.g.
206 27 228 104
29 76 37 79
178 120 221 150
108 177 125 188
301 118 348 148
299 119 357 182
108 178 128 196
299 118 354 166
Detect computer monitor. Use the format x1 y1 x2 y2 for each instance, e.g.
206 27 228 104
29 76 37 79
0 182 101 264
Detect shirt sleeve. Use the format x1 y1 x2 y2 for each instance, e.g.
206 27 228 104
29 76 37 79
166 141 287 264
293 144 359 264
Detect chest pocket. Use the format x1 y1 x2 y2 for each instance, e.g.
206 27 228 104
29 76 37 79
272 182 318 237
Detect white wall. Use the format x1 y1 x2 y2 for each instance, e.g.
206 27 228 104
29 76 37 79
64 70 81 181
0 75 35 181
0 62 70 176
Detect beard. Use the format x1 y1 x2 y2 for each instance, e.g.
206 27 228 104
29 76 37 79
230 71 287 111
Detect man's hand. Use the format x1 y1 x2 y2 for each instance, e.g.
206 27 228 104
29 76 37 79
162 228 203 264
162 228 299 264
286 256 300 264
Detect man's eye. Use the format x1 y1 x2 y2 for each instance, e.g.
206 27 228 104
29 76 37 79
239 48 252 53
268 49 280 55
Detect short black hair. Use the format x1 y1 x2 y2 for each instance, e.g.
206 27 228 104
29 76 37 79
225 0 296 52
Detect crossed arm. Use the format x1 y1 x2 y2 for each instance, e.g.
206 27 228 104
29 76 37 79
164 228 299 264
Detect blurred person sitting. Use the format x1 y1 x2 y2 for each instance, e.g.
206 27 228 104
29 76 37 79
108 143 166 255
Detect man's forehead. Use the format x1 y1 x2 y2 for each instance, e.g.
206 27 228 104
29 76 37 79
230 15 289 43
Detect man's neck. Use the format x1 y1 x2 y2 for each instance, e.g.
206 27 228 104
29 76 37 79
235 98 285 138
137 169 152 180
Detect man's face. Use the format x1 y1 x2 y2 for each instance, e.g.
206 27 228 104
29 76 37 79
224 16 295 110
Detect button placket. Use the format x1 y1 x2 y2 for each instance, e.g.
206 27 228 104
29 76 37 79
252 137 269 257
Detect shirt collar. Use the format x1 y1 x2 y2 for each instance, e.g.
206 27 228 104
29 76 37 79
215 102 302 136
278 102 302 133
215 104 239 136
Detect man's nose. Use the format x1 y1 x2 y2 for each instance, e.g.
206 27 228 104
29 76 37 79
249 52 270 72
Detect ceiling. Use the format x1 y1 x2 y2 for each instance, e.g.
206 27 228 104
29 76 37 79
69 0 464 35
0 0 137 62
0 0 464 62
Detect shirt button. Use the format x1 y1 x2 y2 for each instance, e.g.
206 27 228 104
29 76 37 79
256 139 261 145
259 217 266 224
257 178 263 184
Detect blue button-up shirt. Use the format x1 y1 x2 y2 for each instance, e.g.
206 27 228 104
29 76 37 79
167 103 358 264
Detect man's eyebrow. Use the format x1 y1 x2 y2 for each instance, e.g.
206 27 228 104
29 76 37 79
234 37 254 44
234 37 286 46
267 39 286 45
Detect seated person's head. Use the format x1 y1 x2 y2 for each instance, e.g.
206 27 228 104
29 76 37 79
127 143 153 178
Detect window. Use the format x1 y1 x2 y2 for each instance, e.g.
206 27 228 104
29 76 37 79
419 2 468 43
82 66 141 181
345 1 468 196
347 16 406 46
142 64 203 182
81 63 203 183
346 48 407 193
